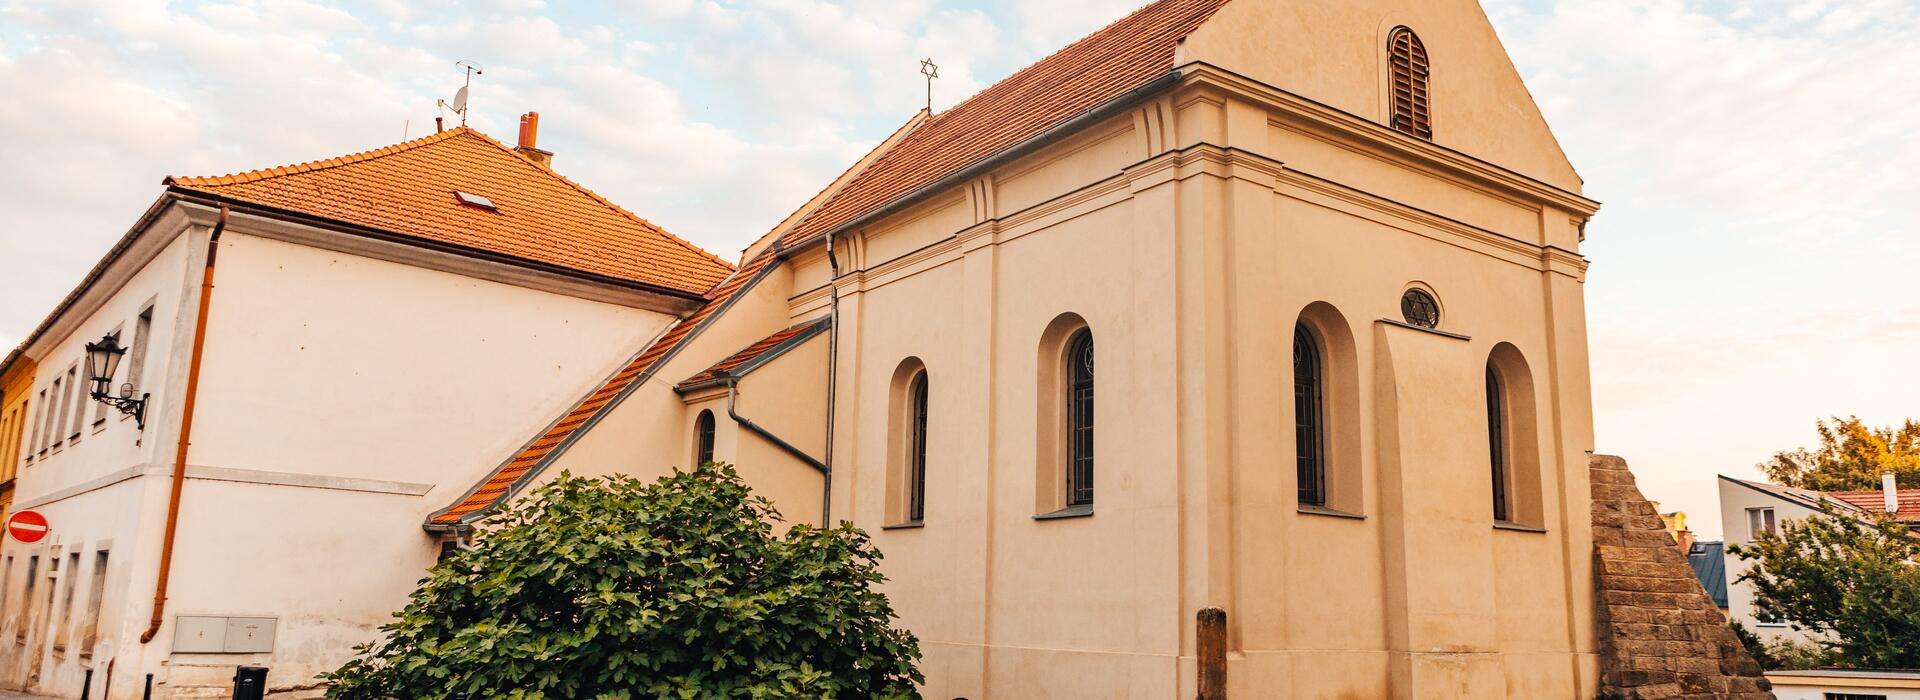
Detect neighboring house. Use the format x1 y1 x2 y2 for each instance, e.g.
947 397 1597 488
0 117 732 698
426 0 1621 696
1767 669 1920 700
1688 540 1728 611
1717 473 1916 647
0 353 34 521
1655 501 1696 549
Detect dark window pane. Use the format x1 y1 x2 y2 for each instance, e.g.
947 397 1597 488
695 409 715 466
1066 330 1095 507
1294 325 1326 506
909 371 929 522
1487 366 1508 521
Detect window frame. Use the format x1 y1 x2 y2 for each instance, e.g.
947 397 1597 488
1746 507 1777 539
1487 364 1510 522
1064 329 1095 508
906 370 929 523
1387 26 1433 140
1294 324 1327 507
692 409 716 466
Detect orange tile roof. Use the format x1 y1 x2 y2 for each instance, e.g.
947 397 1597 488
427 250 779 527
166 127 732 296
778 0 1229 247
1826 489 1920 523
674 318 831 392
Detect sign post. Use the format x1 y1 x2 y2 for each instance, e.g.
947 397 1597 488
6 510 48 543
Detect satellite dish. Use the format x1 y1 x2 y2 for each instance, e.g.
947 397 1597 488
450 86 469 114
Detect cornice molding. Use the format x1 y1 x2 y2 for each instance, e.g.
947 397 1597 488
1176 61 1602 218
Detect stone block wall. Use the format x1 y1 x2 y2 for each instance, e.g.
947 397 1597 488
1591 454 1773 699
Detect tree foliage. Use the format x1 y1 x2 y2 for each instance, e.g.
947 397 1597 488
324 464 923 699
1759 416 1920 491
1728 508 1920 669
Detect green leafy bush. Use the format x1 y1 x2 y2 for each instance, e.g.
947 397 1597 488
324 464 922 699
1730 507 1920 670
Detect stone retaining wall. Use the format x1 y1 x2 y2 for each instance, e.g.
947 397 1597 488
1591 454 1773 699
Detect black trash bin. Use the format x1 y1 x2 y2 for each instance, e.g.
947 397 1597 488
233 665 269 700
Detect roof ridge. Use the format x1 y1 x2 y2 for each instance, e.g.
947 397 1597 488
456 128 736 273
162 127 472 188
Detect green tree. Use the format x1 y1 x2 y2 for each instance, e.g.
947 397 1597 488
324 464 923 699
1728 508 1920 669
1759 416 1920 491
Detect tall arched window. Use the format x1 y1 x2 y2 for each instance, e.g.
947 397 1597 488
693 409 715 466
907 370 930 522
1388 26 1432 140
1065 329 1095 507
1485 364 1509 521
1294 324 1326 507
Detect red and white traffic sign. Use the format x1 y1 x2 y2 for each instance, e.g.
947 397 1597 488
6 510 48 544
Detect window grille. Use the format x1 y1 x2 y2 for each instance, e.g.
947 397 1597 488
1294 325 1326 506
1065 330 1095 507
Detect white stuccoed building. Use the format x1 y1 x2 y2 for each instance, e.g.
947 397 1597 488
0 116 733 698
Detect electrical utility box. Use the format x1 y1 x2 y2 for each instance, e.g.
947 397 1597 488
173 616 277 653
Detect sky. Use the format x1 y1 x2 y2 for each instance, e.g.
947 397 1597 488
2 0 1915 539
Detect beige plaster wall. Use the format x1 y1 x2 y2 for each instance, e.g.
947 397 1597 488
1180 0 1583 191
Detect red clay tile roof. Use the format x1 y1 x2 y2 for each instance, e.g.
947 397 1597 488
1825 489 1920 523
674 318 831 392
166 127 732 296
778 0 1229 247
427 250 779 527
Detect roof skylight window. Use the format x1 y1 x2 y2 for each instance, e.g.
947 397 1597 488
454 191 497 210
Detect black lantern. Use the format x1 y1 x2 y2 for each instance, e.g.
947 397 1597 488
83 333 148 429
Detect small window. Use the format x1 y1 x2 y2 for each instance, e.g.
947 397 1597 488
80 551 108 656
1400 288 1440 329
1747 507 1777 539
1065 329 1095 507
907 370 929 522
1387 26 1433 140
1487 364 1509 522
127 304 154 399
1825 694 1889 700
454 191 498 211
692 409 716 466
1294 324 1326 507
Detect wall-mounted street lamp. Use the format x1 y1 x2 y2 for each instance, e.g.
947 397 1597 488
84 333 148 429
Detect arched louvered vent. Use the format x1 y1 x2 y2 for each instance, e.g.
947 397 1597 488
1388 27 1432 140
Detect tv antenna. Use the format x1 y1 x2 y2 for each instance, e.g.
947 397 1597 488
919 58 939 112
437 60 484 127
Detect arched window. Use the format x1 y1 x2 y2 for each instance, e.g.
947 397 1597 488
1387 26 1432 140
1486 364 1509 522
1065 329 1095 507
1294 324 1326 507
693 409 715 466
907 370 930 522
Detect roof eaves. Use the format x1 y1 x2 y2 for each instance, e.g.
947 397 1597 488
165 188 711 305
6 192 189 367
673 317 832 395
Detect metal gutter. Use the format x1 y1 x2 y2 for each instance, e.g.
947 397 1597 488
725 379 829 478
140 205 227 644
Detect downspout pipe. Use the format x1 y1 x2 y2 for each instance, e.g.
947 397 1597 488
140 205 226 644
725 379 828 477
821 232 842 527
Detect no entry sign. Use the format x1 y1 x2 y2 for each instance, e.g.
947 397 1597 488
6 510 48 544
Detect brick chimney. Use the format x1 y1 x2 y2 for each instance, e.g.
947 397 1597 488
515 112 553 168
1884 471 1899 514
